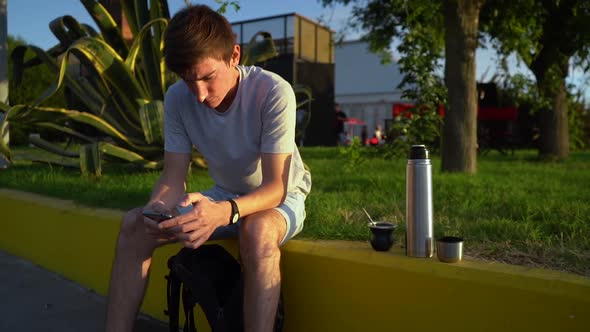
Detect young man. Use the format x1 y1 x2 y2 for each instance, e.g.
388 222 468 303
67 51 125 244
105 5 311 332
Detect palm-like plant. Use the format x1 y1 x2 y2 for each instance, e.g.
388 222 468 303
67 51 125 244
0 0 305 176
1 0 173 174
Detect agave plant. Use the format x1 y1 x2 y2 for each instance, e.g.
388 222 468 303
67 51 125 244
0 0 311 176
1 0 173 174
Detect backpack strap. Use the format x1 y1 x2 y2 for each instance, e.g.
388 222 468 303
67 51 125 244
165 259 182 332
182 284 197 332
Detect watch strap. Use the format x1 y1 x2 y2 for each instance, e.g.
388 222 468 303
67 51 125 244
228 199 240 225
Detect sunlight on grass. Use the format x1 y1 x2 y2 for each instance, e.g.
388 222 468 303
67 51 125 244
1 147 588 276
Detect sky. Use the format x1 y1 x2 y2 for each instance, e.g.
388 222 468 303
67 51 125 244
7 0 355 49
5 0 589 102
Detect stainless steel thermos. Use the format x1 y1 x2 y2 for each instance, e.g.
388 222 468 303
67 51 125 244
406 145 433 257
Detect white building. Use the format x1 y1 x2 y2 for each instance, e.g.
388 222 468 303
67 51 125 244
335 40 406 140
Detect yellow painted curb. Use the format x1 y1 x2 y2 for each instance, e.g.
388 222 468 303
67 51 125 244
1 189 589 332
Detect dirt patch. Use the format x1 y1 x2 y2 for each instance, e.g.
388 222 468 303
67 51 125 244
466 240 590 278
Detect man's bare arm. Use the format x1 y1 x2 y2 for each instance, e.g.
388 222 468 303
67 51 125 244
147 151 192 210
233 152 291 216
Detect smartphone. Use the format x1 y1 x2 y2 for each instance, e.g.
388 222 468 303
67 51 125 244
142 210 174 223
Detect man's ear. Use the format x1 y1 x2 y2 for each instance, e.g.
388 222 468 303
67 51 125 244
231 44 241 66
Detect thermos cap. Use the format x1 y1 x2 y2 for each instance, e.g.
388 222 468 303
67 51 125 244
409 145 429 159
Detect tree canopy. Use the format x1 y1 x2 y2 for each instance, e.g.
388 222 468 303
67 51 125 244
324 0 484 173
481 0 590 159
324 0 590 162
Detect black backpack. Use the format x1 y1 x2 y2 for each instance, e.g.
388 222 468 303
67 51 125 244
165 244 284 332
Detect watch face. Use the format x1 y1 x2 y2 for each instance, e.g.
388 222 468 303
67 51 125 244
232 213 239 224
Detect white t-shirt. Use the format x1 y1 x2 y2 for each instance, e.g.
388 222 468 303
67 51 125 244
164 65 311 197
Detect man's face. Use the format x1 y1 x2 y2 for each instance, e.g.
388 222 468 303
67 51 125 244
181 45 240 110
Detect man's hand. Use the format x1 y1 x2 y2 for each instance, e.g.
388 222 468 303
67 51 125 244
142 201 177 243
158 192 231 249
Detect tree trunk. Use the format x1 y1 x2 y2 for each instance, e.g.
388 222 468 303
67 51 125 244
530 46 570 160
535 72 569 160
526 1 573 160
441 0 484 173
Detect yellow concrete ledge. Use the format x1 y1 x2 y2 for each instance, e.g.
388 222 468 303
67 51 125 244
1 188 589 332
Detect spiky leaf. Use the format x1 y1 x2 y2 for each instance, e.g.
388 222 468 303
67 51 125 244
80 142 101 177
3 104 157 153
49 15 90 48
28 134 79 158
138 100 164 145
125 18 168 97
241 32 279 66
0 111 10 161
80 0 129 58
100 141 161 168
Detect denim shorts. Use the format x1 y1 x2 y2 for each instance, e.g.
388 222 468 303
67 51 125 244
179 185 306 246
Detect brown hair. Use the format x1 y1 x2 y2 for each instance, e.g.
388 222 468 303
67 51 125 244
164 5 236 76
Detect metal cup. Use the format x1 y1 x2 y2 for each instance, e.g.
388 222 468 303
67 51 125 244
436 236 463 263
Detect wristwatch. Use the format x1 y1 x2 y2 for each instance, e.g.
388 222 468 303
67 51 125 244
228 199 240 225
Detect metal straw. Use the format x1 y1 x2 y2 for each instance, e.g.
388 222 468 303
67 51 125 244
362 207 377 226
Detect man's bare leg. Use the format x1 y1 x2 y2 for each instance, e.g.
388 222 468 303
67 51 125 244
240 210 287 332
105 208 168 332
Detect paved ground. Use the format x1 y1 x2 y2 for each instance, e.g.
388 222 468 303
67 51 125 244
0 249 168 332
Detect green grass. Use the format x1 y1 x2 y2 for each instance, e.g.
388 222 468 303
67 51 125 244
1 147 589 276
